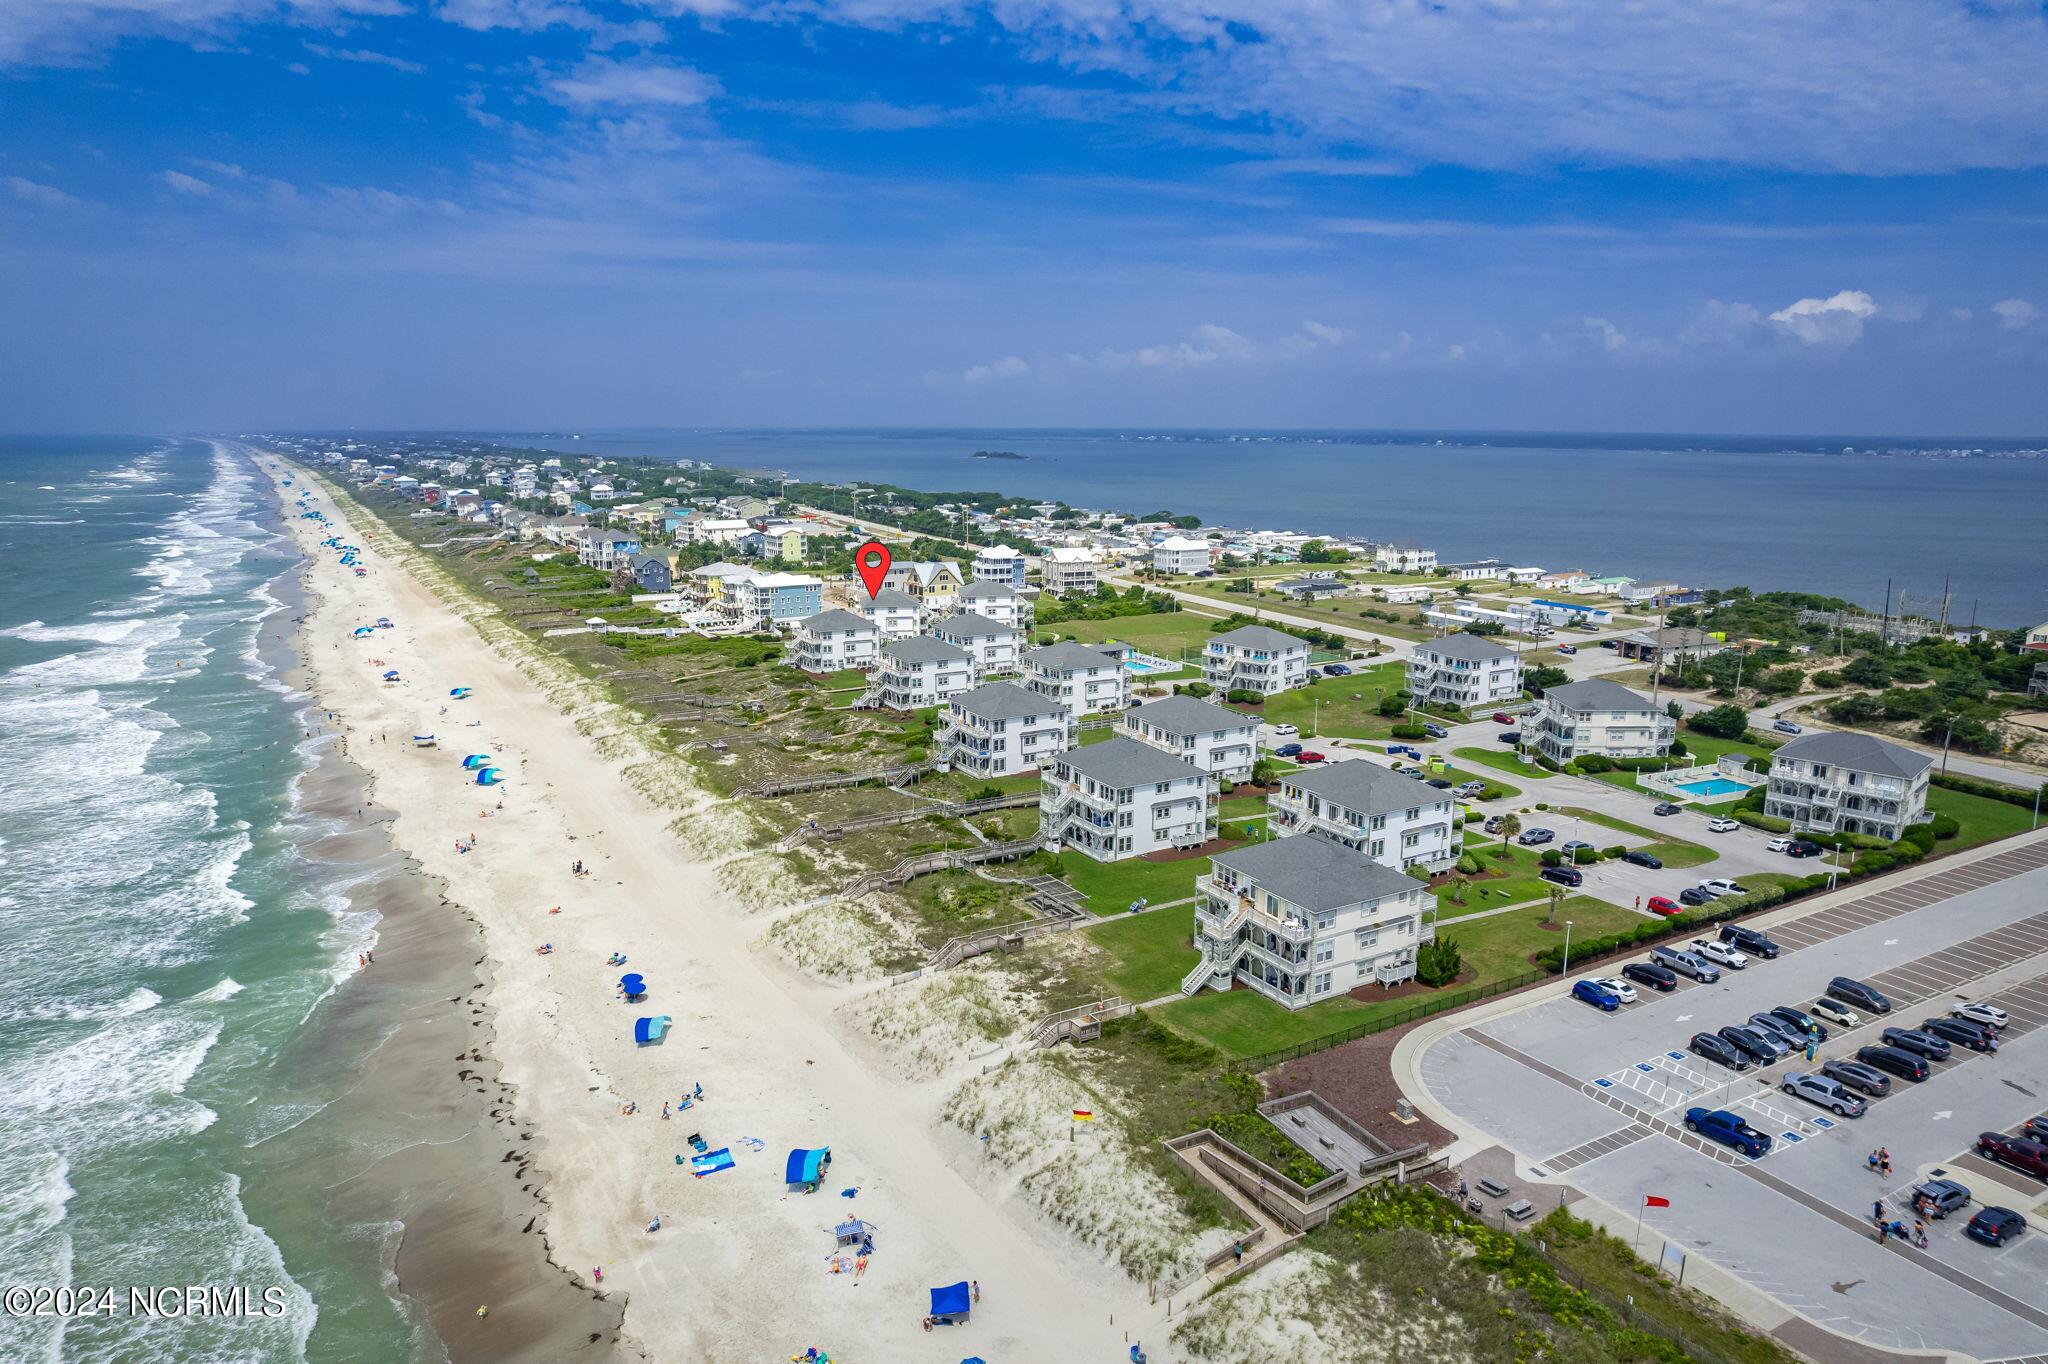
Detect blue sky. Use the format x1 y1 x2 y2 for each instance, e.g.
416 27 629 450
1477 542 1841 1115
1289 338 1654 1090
2 0 2046 434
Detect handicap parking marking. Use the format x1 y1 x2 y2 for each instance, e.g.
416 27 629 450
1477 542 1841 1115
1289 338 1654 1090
1634 1062 1657 1073
1593 1077 1615 1088
1665 1050 1687 1061
1812 1116 1837 1130
1780 1131 1805 1144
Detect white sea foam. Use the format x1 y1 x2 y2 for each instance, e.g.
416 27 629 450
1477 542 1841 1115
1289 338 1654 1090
193 977 245 1002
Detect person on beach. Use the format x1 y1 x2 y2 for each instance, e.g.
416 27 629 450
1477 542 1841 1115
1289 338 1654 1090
971 1280 980 1304
661 1101 670 1119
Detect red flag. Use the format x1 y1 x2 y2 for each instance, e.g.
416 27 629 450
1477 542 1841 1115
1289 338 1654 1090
1643 1195 1671 1209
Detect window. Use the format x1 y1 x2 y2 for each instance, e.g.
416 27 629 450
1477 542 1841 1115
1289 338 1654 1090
1315 940 1334 963
1314 972 1332 994
1355 928 1379 949
1315 912 1335 931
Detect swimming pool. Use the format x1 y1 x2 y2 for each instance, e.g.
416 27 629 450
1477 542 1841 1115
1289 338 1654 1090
1673 777 1749 798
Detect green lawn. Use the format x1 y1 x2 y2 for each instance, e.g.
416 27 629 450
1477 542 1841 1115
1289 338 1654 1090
1927 786 2038 849
1434 843 1566 917
1248 664 1410 739
1084 903 1199 1000
1554 806 1717 868
1454 744 1553 782
1161 581 1435 641
1053 611 1220 664
1053 849 1216 915
1444 897 1643 982
1219 794 1269 820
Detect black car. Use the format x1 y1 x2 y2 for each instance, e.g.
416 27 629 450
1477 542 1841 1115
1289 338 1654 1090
2025 1115 2048 1144
1621 850 1663 868
1827 977 1893 1014
1967 1207 2027 1246
1426 778 1454 789
1768 1005 1826 1041
1540 865 1583 888
1678 886 1714 907
1720 924 1781 959
1719 1025 1779 1064
1856 1044 1931 1082
1496 731 1520 744
1882 1026 1952 1061
1689 1032 1748 1071
1652 802 1682 816
1819 1058 1892 1097
1622 961 1678 992
1920 1016 1995 1052
1786 839 1826 858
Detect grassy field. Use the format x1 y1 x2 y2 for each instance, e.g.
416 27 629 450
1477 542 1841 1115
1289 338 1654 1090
1162 580 1434 640
1434 842 1569 916
1053 848 1216 914
1927 786 2038 848
1554 806 1717 868
1052 610 1221 663
1084 903 1199 1000
1453 744 1552 782
1248 664 1409 739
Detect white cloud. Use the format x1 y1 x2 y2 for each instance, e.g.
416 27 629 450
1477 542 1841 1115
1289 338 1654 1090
1583 317 1628 353
1301 319 1344 345
159 169 212 196
948 319 1342 385
285 61 311 75
1991 298 2037 331
4 174 78 207
962 355 1029 383
545 57 720 109
304 42 426 74
1769 290 1877 346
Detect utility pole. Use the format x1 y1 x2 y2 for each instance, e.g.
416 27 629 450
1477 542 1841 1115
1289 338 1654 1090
1881 577 1893 651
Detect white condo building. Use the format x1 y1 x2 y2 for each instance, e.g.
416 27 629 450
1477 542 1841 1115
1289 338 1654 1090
971 545 1027 588
1042 547 1100 597
955 580 1033 631
933 682 1077 778
1152 536 1212 575
1766 732 1932 842
789 608 879 673
1020 641 1131 716
864 637 974 710
1407 633 1524 709
1182 835 1434 1005
1270 760 1459 872
1524 679 1675 764
861 587 923 639
1373 545 1437 573
928 612 1021 676
1204 624 1311 697
1040 738 1214 862
1121 695 1259 780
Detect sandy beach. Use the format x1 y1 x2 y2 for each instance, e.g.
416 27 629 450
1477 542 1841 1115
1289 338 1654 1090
259 454 1166 1361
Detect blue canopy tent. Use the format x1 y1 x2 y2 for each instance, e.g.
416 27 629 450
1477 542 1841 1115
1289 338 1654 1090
929 1282 971 1321
462 754 491 769
619 973 646 1000
633 1015 671 1045
475 768 503 786
353 626 374 638
785 1147 832 1192
381 670 400 682
449 687 472 699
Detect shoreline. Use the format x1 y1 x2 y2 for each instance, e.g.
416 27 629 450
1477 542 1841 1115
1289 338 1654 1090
253 451 1164 1361
237 498 628 1362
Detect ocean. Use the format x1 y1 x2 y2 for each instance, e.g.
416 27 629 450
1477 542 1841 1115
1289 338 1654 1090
488 428 2048 626
0 438 420 1363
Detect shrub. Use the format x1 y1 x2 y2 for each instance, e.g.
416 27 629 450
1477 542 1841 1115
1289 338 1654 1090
1456 853 1481 875
1930 813 1961 840
1377 693 1409 717
1390 723 1428 740
1576 755 1615 773
1932 771 2045 809
1534 802 1550 812
1687 702 1750 740
1572 848 1599 864
1540 850 1563 867
1601 845 1627 858
1175 680 1214 698
1225 688 1263 705
1479 784 1507 801
1416 936 1463 986
1736 810 1791 833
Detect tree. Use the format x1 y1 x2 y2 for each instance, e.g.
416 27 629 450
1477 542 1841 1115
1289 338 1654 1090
1376 691 1409 718
1545 882 1566 926
1841 654 1890 688
1416 936 1463 987
1497 813 1521 853
1688 702 1750 739
1526 664 1570 691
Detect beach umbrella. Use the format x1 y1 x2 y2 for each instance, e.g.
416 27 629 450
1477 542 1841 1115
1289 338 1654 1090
353 627 374 637
382 670 400 681
619 973 646 996
449 687 471 698
462 754 490 768
784 1147 831 1188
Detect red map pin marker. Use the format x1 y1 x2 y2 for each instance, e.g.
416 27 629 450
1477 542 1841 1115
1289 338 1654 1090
854 539 892 600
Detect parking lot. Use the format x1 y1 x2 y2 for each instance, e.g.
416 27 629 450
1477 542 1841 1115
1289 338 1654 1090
1415 836 2048 1359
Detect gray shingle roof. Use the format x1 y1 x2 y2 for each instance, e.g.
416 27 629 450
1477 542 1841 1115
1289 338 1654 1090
1211 623 1309 652
960 581 1021 600
1124 694 1257 737
950 681 1063 722
1416 632 1516 663
800 608 874 634
1055 737 1206 787
1544 678 1657 713
932 611 1012 638
1775 730 1933 779
1280 759 1442 813
1212 834 1421 913
865 587 919 609
1024 641 1125 672
879 636 970 664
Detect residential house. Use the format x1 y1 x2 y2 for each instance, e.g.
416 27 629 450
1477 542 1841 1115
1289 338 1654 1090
1121 695 1259 779
934 682 1077 778
789 608 880 674
732 572 823 628
1039 739 1214 861
860 587 923 639
2023 621 2048 652
1372 544 1438 574
627 552 673 594
1204 624 1311 696
1614 626 1724 668
739 526 808 561
1152 535 1213 575
1377 584 1436 606
1269 760 1458 872
864 637 975 710
1407 634 1523 708
1272 572 1351 601
1765 732 1932 842
883 560 965 610
1537 569 1589 591
1524 679 1675 764
971 544 1028 588
1442 559 1510 581
576 528 642 571
1182 835 1434 1004
955 581 1033 632
1021 641 1130 716
1042 547 1100 597
928 612 1021 676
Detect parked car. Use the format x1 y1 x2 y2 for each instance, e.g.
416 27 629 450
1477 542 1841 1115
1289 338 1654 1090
1773 720 1803 735
1274 743 1304 758
1621 850 1664 869
1966 1207 2027 1246
1495 731 1521 744
1750 1012 1805 1047
1272 723 1299 736
1719 925 1781 959
1645 895 1681 916
1689 1031 1748 1070
1699 878 1747 896
1541 865 1584 888
1706 817 1739 832
1911 1178 1970 1219
1719 1025 1784 1064
1594 977 1637 1004
1689 1032 1749 1071
1855 1045 1930 1083
1518 828 1555 846
1976 1133 2048 1180
1401 767 1428 780
1881 1026 1951 1061
1599 639 1619 649
1953 1002 2009 1031
1492 712 1515 724
1786 839 1826 858
1920 1016 1995 1052
1766 1004 1824 1039
1819 1058 1892 1097
2024 1115 2048 1144
1298 751 1326 764
1454 780 1487 797
1324 663 1352 677
1811 998 1862 1028
1422 721 1449 738
1573 979 1622 1011
1483 815 1505 834
1426 777 1454 789
1828 977 1893 1014
1683 1107 1773 1157
1765 837 1794 853
1691 938 1748 969
1650 946 1720 982
1623 961 1678 992
1560 840 1594 856
1652 802 1682 817
1556 643 1578 655
1780 1072 1867 1117
1678 886 1714 907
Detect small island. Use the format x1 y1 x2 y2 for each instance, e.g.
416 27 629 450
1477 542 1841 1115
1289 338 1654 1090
970 450 1028 461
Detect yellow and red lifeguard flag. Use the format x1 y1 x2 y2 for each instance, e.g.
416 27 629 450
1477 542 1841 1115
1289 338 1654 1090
1071 1108 1095 1122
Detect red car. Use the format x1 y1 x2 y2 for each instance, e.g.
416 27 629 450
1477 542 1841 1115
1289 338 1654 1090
1298 751 1326 763
1492 712 1515 724
1646 896 1681 916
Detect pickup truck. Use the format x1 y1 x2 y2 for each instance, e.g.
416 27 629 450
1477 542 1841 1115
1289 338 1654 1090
1683 1107 1773 1158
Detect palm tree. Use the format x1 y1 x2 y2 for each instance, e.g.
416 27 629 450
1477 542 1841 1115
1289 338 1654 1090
1497 813 1521 855
1546 882 1565 927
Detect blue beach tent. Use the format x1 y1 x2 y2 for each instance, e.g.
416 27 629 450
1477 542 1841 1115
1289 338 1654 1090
929 1283 971 1320
353 626 374 638
475 768 503 786
785 1147 831 1190
462 754 491 769
449 687 472 699
381 670 400 681
633 1015 671 1045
